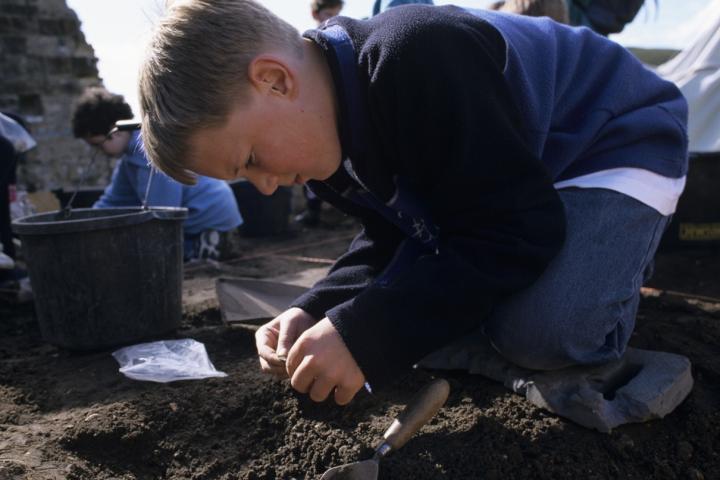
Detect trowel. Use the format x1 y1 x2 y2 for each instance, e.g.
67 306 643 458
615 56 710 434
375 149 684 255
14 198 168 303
319 378 450 480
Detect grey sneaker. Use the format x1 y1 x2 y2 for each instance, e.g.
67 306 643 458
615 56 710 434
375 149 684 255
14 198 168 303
0 251 14 270
197 230 222 260
16 277 32 303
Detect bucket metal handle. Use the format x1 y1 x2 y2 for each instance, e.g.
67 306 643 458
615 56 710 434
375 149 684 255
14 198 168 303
13 207 188 236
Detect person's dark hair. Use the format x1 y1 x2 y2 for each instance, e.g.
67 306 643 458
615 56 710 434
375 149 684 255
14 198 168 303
311 0 344 13
495 0 568 23
567 0 657 35
72 87 133 138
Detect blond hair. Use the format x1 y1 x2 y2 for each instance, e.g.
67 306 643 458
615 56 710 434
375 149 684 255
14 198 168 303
493 0 569 24
139 0 303 184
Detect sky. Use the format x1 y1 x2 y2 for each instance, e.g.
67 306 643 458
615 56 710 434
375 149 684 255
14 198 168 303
65 0 715 116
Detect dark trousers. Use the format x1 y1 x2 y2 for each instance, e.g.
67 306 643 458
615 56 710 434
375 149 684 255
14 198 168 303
0 140 16 259
304 185 322 212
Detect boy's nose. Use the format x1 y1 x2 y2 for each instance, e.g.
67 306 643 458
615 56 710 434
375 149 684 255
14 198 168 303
251 173 279 196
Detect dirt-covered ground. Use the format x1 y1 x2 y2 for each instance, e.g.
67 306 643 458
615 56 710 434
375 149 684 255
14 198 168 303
1 218 719 480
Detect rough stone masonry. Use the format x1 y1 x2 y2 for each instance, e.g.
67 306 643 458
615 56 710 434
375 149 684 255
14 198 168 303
0 0 108 192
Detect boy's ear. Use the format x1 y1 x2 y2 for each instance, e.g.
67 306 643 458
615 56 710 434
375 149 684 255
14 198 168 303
248 56 297 99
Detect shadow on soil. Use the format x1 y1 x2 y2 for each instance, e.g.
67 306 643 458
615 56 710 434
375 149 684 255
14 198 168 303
1 235 718 479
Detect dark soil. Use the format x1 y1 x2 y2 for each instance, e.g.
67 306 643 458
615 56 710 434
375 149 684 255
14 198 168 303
1 221 719 480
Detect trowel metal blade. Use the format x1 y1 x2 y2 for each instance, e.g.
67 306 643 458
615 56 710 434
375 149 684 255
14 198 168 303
319 459 379 480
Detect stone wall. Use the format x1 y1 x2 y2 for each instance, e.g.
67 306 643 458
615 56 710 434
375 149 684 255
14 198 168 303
0 0 109 192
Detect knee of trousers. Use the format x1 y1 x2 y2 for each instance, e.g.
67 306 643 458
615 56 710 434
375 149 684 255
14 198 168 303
484 308 632 371
486 330 577 371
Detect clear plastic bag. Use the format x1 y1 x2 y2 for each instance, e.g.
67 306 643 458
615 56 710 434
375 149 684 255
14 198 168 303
112 339 228 383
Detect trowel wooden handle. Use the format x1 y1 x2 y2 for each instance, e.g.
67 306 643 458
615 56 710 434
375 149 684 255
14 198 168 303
381 378 450 452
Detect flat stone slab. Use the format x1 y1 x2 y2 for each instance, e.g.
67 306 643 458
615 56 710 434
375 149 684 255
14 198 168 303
420 340 693 432
215 277 309 325
214 267 330 325
270 266 330 288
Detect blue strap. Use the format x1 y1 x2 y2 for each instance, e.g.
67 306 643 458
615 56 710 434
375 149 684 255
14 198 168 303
348 178 439 250
319 25 440 284
321 26 369 159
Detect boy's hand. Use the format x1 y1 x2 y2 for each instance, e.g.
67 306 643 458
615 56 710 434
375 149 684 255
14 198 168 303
255 307 316 377
286 318 366 405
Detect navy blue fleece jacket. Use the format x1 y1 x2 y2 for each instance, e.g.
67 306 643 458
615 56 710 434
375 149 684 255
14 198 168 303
291 5 687 387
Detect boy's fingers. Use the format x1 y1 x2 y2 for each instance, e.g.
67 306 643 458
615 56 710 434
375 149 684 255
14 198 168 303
256 338 289 377
276 308 316 358
308 376 335 403
255 322 284 364
289 358 315 394
276 320 299 358
285 337 303 377
258 357 288 378
257 344 284 366
255 322 279 347
334 383 361 406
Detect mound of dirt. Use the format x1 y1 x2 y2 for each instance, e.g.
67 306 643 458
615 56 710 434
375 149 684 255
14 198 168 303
0 226 718 479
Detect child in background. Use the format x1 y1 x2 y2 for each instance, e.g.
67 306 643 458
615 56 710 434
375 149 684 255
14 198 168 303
138 1 687 405
0 126 13 270
490 0 568 23
0 113 35 274
372 0 434 16
311 0 343 24
72 87 243 261
565 0 649 36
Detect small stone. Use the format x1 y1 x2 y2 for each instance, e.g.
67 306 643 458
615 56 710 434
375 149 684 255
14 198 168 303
616 434 635 450
485 468 500 480
507 446 523 463
677 441 694 461
687 468 704 480
654 461 675 479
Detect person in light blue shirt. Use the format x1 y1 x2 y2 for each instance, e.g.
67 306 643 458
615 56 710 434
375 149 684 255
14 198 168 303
72 87 243 261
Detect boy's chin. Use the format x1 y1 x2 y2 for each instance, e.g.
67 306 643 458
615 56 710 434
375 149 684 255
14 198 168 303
315 164 342 182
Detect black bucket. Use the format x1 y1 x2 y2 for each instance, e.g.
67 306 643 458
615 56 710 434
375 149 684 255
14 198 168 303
660 153 720 250
11 207 188 350
52 186 105 209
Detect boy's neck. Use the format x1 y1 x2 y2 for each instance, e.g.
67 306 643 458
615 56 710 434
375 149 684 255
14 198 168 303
302 38 340 128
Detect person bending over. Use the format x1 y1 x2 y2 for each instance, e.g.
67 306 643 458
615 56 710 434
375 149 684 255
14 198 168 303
138 1 687 405
72 87 243 260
